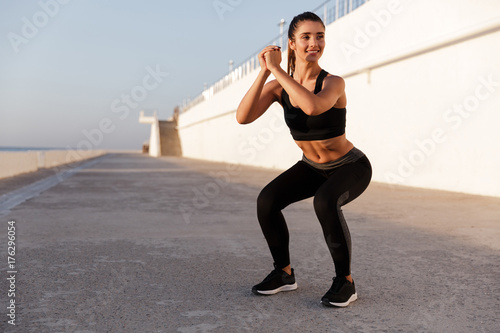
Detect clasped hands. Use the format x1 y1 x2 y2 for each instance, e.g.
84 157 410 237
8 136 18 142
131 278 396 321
258 46 282 73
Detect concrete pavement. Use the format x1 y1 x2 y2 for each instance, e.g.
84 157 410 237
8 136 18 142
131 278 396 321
0 153 499 332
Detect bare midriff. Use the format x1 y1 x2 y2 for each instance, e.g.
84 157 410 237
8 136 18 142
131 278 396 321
295 134 354 163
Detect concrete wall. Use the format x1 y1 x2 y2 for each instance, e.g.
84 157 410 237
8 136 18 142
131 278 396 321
177 0 500 197
0 152 39 179
159 120 182 156
139 111 162 157
0 150 107 179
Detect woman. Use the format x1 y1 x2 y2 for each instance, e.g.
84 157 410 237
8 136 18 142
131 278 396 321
236 12 372 307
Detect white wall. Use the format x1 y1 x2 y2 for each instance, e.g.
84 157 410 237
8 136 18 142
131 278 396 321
0 150 107 179
139 111 161 157
178 0 500 197
0 152 39 179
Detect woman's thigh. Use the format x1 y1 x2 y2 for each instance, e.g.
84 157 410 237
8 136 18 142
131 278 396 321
315 156 372 208
258 161 326 210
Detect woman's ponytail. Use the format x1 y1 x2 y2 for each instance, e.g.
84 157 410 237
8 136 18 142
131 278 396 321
287 44 295 76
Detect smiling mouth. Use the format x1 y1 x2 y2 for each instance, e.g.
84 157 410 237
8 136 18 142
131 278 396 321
307 50 320 54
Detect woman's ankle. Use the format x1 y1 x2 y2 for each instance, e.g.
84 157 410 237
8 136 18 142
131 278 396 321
282 265 292 275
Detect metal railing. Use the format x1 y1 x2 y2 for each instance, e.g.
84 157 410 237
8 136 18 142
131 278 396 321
180 0 368 112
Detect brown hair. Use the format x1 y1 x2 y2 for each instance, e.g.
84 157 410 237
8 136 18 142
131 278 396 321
287 12 325 76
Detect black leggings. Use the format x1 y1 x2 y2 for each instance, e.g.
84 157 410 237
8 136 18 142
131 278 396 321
256 148 372 276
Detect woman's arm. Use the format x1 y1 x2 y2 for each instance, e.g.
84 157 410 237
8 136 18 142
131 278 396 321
265 49 345 116
236 46 282 124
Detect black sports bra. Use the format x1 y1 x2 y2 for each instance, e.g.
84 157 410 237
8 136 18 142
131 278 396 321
281 69 346 141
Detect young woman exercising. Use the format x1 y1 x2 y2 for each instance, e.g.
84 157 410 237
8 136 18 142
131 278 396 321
236 12 372 307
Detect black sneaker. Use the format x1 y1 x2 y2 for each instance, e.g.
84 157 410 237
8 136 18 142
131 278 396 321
321 276 358 307
252 264 298 295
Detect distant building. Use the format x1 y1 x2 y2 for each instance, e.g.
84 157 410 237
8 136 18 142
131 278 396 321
139 108 182 157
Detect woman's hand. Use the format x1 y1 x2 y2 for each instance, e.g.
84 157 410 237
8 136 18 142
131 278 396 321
258 46 281 73
264 46 282 71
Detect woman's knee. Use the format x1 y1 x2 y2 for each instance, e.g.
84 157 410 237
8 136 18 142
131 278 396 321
313 189 343 217
257 185 279 216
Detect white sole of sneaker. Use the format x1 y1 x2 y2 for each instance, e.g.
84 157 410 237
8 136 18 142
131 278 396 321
323 292 358 307
255 283 298 295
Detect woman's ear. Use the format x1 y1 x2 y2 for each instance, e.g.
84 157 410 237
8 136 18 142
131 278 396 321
289 39 295 51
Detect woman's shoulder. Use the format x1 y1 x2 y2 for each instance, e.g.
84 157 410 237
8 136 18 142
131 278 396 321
323 73 345 91
324 73 345 84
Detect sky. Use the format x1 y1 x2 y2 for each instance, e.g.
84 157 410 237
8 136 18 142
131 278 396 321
0 0 327 150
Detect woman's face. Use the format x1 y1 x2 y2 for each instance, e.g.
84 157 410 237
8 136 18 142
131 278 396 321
290 20 325 63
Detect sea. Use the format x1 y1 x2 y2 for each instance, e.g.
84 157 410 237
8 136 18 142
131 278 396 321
0 147 68 152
